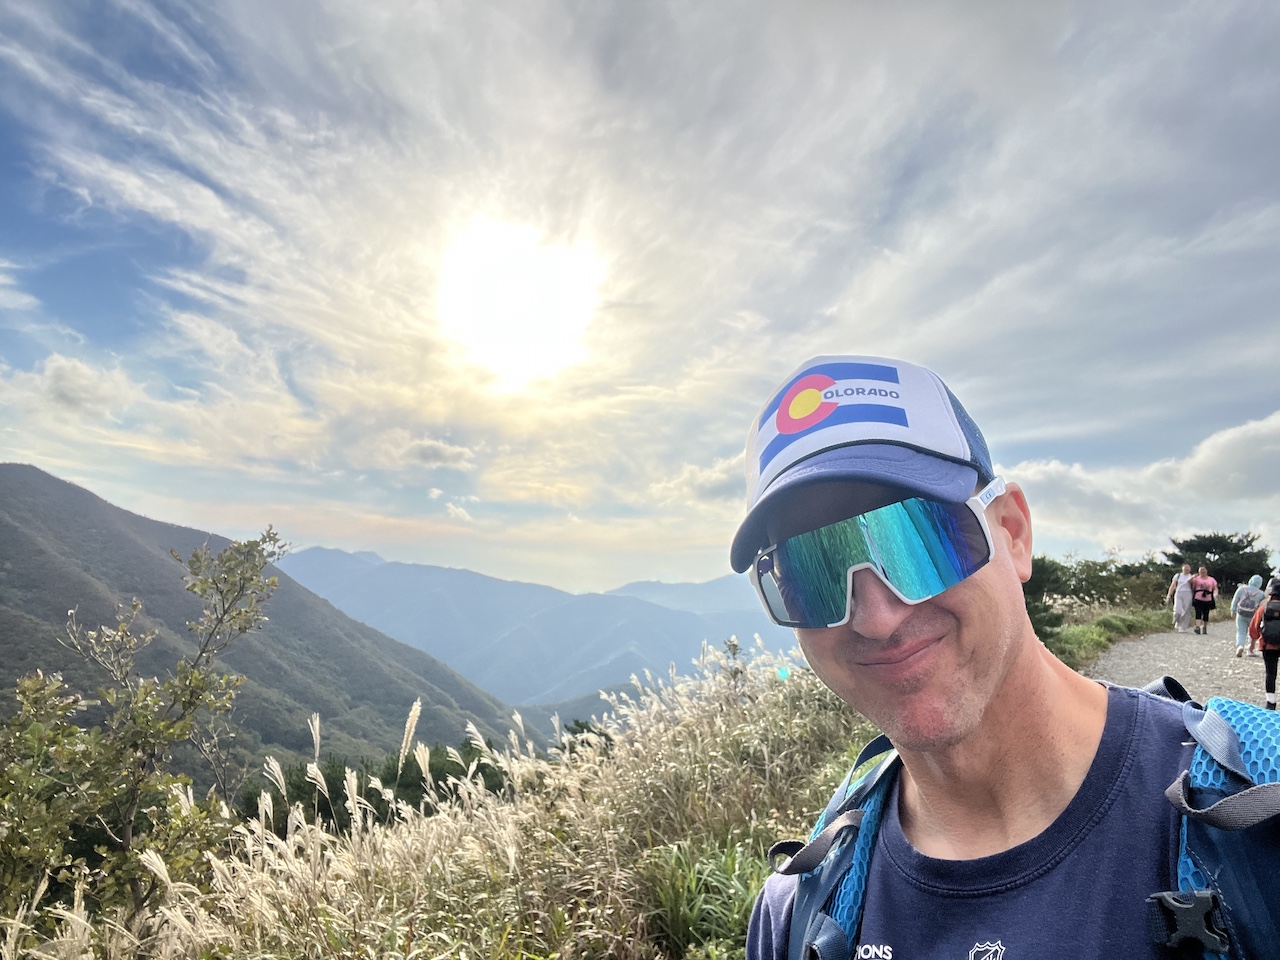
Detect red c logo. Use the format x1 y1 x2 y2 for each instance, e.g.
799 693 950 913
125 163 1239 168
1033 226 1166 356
775 374 837 434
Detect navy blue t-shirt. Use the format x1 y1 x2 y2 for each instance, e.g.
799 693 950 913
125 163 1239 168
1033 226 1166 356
747 686 1192 960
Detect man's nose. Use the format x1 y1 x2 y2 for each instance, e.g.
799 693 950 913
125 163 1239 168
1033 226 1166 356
846 568 915 639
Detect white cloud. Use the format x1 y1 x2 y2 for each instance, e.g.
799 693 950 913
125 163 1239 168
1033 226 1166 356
0 265 39 311
0 351 327 470
1009 409 1280 563
444 502 473 522
346 428 476 472
0 354 145 419
407 437 475 470
1 0 1279 590
649 454 744 506
1171 411 1280 499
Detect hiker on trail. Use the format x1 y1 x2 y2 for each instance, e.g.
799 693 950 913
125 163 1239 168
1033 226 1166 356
1165 563 1194 633
1230 574 1266 657
733 354 1280 960
1248 579 1280 710
1189 566 1218 635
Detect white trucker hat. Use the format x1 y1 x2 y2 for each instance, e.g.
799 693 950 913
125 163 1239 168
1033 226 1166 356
730 355 995 572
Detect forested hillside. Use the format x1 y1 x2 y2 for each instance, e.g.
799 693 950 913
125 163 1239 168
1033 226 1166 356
0 464 520 768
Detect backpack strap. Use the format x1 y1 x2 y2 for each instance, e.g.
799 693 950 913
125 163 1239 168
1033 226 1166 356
1142 675 1193 703
768 734 899 960
1148 687 1280 960
769 734 895 871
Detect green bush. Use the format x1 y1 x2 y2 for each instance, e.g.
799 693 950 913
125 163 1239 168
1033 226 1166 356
241 736 507 835
0 529 282 930
1166 532 1275 594
7 553 1187 957
1023 555 1067 642
638 838 770 957
1046 608 1167 670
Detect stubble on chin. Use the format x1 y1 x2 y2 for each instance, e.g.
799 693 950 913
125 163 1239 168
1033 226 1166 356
810 608 979 751
875 616 1028 755
872 681 985 754
819 554 1033 754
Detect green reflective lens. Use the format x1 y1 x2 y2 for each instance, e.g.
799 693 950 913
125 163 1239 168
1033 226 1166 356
752 487 996 628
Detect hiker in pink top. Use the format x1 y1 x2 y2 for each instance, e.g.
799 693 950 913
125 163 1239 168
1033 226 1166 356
1190 566 1218 635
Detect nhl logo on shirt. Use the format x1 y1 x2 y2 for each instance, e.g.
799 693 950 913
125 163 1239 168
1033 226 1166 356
969 943 1005 960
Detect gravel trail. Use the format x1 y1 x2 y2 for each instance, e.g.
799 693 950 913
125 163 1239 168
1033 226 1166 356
1087 617 1268 705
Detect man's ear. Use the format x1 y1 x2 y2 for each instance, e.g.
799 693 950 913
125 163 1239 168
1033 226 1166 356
992 481 1033 582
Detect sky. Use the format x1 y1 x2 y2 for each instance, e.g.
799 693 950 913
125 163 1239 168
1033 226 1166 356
1 0 1279 593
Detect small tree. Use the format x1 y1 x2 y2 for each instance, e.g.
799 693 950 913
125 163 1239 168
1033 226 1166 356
0 528 284 924
0 672 106 915
1065 550 1170 608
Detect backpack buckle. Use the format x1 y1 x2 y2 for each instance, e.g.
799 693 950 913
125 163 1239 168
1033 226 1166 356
1146 889 1230 954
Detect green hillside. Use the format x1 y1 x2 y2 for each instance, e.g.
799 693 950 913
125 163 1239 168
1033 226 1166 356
0 463 521 771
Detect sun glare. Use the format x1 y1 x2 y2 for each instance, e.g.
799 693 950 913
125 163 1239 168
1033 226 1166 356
436 220 605 390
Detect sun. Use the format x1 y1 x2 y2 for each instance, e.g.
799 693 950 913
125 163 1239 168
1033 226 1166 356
436 220 605 390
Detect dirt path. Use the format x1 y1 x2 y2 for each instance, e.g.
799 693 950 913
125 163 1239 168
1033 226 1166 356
1086 617 1267 705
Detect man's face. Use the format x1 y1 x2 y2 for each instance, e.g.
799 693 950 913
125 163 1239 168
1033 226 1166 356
771 482 1036 753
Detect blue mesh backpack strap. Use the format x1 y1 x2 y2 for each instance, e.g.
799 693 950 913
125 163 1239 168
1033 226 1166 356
1146 684 1280 960
767 734 899 960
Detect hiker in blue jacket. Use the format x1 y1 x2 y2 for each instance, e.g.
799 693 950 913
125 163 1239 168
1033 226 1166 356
730 354 1277 960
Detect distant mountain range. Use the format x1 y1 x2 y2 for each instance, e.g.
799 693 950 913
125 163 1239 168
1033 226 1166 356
278 548 795 705
0 461 796 769
0 464 520 770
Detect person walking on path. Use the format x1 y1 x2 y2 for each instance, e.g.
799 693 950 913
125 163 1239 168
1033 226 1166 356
1248 580 1280 709
1164 562 1194 633
1190 565 1218 634
1230 574 1266 657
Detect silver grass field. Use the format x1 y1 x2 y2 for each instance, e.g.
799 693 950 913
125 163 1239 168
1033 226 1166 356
4 641 871 960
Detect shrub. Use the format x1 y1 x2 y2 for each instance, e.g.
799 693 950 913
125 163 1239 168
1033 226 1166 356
8 601 1174 957
1045 608 1167 670
0 529 282 932
638 838 768 958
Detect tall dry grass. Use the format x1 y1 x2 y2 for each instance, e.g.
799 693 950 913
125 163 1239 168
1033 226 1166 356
7 641 872 960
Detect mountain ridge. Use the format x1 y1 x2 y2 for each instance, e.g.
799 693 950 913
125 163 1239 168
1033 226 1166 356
278 547 794 705
0 463 522 770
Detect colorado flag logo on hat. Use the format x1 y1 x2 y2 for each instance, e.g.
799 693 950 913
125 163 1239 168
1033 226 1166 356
760 361 907 468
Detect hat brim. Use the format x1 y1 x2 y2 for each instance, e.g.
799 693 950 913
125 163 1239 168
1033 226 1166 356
729 442 981 573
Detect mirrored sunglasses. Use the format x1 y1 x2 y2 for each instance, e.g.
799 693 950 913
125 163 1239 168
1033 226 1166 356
750 477 1006 629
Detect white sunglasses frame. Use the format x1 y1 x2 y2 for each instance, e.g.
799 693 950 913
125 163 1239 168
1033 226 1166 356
750 476 1007 629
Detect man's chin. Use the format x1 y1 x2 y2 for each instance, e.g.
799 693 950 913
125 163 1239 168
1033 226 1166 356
872 693 976 754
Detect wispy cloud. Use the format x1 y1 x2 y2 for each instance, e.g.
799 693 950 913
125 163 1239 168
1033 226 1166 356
0 263 40 311
1 0 1278 588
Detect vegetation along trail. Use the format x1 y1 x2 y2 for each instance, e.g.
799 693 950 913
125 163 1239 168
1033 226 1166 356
1087 616 1266 706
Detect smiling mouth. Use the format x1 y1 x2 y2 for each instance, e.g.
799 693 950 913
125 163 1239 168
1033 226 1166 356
856 635 942 667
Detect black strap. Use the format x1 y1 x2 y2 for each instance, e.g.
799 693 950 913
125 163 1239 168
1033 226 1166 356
772 735 896 877
853 733 894 769
802 913 850 960
770 809 866 875
1142 676 1193 703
